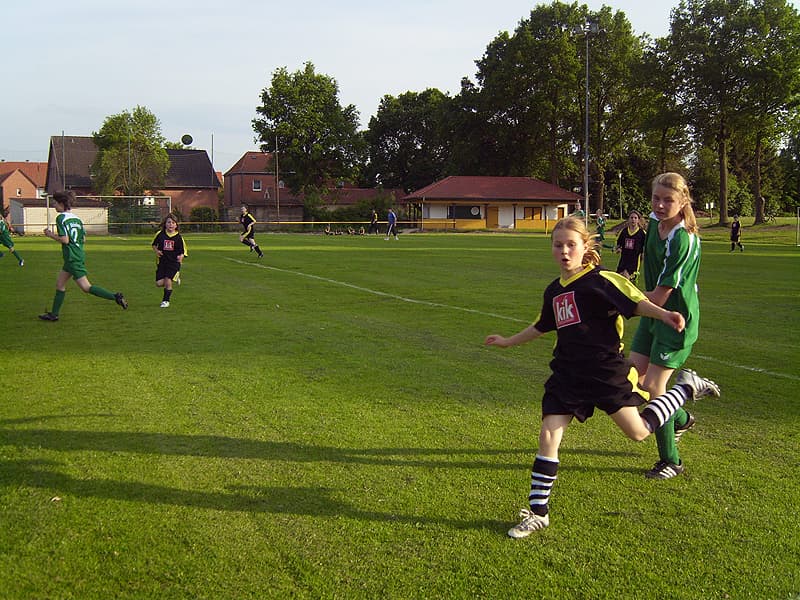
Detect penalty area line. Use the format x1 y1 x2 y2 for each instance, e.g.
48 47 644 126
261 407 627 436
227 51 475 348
226 257 528 324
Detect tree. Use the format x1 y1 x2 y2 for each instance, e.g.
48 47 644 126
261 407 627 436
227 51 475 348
252 62 365 198
738 0 800 223
364 89 450 191
668 0 758 225
92 106 169 196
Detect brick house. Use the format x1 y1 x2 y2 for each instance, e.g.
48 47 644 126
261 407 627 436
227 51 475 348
45 135 219 216
223 151 406 224
0 161 48 205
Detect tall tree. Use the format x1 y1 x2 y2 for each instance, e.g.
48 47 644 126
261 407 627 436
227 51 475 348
668 0 755 225
92 106 169 196
252 62 364 197
364 89 450 191
738 0 800 223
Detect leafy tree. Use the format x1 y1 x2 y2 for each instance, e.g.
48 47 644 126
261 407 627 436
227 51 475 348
252 62 365 197
669 0 758 224
364 89 450 191
737 0 800 223
92 106 170 196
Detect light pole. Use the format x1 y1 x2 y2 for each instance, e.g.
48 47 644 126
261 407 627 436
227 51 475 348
274 134 280 225
574 20 600 227
618 171 623 219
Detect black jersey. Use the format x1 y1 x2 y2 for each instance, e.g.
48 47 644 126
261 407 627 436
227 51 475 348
152 230 186 267
615 226 646 275
730 220 741 241
240 212 257 237
534 266 647 415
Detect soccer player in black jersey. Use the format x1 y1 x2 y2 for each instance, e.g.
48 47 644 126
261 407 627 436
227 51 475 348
614 210 646 281
152 213 186 308
485 216 721 538
239 205 264 258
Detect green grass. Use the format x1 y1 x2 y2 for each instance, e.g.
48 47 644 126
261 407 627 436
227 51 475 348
1 228 798 599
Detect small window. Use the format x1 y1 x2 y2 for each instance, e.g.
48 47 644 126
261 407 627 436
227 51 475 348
16 188 22 196
252 179 262 192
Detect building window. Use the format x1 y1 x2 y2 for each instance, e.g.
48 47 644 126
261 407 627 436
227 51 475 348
16 188 22 196
253 180 262 192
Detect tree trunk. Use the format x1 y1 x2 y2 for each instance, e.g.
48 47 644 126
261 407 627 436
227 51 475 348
753 131 765 224
717 122 729 226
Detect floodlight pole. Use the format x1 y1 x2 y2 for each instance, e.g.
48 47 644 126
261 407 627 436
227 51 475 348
275 133 280 226
574 20 599 227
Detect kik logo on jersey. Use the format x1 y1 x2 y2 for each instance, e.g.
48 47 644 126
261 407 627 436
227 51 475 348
553 291 581 328
164 240 175 251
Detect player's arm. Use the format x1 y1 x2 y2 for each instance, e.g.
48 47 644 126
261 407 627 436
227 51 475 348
634 298 684 332
485 323 544 348
43 227 69 244
645 285 673 307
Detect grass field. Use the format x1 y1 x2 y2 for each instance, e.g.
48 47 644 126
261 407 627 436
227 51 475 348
1 223 798 599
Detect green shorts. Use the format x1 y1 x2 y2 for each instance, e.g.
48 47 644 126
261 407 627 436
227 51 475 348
631 319 693 369
63 260 88 280
0 232 13 249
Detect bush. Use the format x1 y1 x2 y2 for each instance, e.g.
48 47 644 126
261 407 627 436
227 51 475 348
189 206 219 232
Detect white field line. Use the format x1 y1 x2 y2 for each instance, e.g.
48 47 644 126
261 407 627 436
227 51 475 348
227 257 528 324
229 258 798 381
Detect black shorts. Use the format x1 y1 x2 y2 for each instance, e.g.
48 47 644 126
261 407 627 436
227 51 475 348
156 262 180 282
542 356 648 422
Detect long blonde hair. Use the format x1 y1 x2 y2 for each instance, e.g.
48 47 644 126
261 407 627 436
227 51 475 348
552 216 601 268
652 172 699 234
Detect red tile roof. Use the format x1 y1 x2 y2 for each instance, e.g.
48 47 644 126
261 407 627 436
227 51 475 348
224 151 275 175
0 161 47 187
404 176 581 202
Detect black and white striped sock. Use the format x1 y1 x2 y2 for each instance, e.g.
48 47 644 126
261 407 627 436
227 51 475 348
529 455 559 516
641 385 690 432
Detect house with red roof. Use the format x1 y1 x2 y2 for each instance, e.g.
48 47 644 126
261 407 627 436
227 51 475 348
45 135 219 216
223 151 405 224
403 176 581 231
0 161 48 205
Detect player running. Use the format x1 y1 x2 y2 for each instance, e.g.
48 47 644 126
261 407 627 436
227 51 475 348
39 190 127 321
152 213 187 308
485 216 720 537
239 204 264 258
0 206 24 266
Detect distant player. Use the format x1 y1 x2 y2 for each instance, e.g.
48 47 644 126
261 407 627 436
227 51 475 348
485 216 720 537
239 204 264 258
39 190 127 321
614 210 646 281
0 206 24 266
152 213 187 308
384 208 398 240
368 209 379 234
730 215 744 252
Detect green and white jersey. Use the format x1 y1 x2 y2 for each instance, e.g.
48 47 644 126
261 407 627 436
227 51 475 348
642 213 701 347
0 218 12 247
56 211 86 267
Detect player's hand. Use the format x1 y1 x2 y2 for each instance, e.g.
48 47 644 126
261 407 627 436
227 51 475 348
485 334 509 347
665 311 685 333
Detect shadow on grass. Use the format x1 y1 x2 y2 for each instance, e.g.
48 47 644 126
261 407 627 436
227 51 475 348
1 459 509 533
0 424 636 470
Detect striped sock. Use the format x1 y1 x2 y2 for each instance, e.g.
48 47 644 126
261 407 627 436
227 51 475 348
529 455 559 516
641 386 690 432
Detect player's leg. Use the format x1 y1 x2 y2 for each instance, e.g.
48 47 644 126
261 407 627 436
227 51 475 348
39 271 72 320
508 414 571 538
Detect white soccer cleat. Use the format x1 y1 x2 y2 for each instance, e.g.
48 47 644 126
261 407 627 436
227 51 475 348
160 301 170 308
676 369 720 400
507 509 549 538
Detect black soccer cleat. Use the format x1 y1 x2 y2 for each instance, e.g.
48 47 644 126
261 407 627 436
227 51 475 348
115 292 128 310
38 312 59 322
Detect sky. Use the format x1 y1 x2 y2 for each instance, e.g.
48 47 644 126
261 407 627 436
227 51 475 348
1 1 791 172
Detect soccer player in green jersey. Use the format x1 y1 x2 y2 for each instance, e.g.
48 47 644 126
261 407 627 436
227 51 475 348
0 207 24 266
38 190 127 322
630 173 704 479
